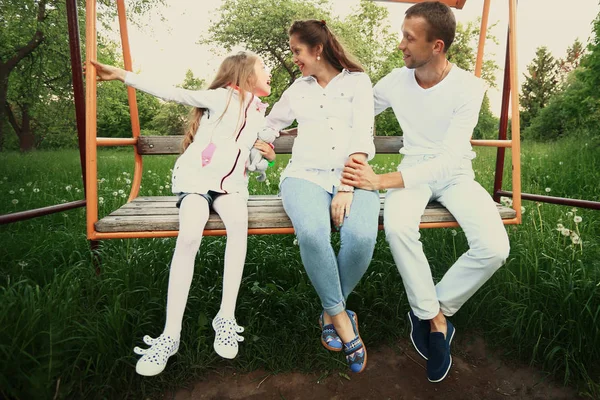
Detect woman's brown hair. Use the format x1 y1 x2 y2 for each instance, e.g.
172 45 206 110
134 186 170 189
182 51 259 151
289 20 363 73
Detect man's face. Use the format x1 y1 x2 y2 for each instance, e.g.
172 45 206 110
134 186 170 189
398 16 436 69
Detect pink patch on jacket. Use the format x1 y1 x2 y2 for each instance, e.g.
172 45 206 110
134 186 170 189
201 142 216 167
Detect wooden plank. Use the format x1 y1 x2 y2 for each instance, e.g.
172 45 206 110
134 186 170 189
137 133 404 155
96 195 516 233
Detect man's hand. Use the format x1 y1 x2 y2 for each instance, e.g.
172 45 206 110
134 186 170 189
331 192 353 228
253 140 275 161
342 157 380 191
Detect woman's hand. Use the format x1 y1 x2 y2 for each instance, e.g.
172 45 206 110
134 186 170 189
254 140 276 162
331 192 353 228
85 60 127 82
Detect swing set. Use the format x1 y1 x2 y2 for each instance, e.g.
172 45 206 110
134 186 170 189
2 0 599 249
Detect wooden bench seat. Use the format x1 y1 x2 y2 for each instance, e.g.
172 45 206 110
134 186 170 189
95 194 516 233
94 133 516 234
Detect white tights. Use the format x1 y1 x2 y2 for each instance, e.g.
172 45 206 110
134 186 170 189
162 193 248 338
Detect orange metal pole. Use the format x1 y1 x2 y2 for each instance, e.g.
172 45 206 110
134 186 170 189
116 0 143 202
474 0 491 77
471 139 511 148
508 0 522 224
96 137 138 146
85 0 98 240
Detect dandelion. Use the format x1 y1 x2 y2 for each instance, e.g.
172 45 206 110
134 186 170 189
148 190 153 195
559 161 563 165
545 187 551 193
99 196 104 204
112 191 118 197
545 175 550 179
571 232 581 245
62 213 68 218
122 171 129 176
521 206 526 214
561 228 571 237
118 189 124 194
165 184 170 189
265 179 271 186
18 260 28 267
125 179 131 184
26 182 33 186
450 229 457 236
120 193 126 198
61 199 67 203
148 170 152 173
9 190 14 194
574 216 582 223
11 199 18 205
116 177 121 182
33 188 40 193
567 211 573 217
159 186 164 190
571 207 578 213
19 188 24 192
293 238 299 246
556 223 565 230
65 185 72 191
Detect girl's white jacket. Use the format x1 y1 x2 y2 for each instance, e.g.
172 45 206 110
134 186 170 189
124 72 266 200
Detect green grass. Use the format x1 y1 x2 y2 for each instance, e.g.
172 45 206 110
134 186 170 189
1 136 599 399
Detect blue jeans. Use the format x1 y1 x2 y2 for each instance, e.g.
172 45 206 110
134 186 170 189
281 177 380 316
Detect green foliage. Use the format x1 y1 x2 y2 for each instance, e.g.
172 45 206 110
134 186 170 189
520 46 560 130
524 6 600 141
472 94 497 140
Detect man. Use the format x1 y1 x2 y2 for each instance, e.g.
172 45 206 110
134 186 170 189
342 1 510 383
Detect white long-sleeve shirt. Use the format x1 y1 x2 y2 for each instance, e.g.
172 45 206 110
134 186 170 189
373 66 486 189
124 72 266 199
264 69 375 193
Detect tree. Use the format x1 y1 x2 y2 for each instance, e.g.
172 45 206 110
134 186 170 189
558 38 585 84
519 46 559 130
0 0 165 151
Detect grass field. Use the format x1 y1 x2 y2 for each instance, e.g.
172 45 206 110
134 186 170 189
1 136 599 399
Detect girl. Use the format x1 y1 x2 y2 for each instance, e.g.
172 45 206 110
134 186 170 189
90 51 273 376
261 20 380 373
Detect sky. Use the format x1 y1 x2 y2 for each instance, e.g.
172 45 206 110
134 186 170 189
103 0 600 116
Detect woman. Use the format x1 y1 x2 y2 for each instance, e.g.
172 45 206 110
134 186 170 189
263 19 380 373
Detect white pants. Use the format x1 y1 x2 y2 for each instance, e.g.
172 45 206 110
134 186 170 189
384 155 510 320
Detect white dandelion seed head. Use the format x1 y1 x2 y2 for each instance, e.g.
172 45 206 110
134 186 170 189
11 199 18 204
19 188 24 192
148 170 152 173
570 233 581 244
18 260 28 267
571 207 578 213
61 199 67 203
112 191 118 197
561 228 571 237
521 206 526 214
450 229 457 236
33 188 40 193
567 211 573 217
159 186 164 190
165 184 170 189
9 190 14 194
293 238 299 246
125 179 131 184
574 216 582 223
26 182 32 186
545 187 551 193
118 189 124 194
559 161 563 165
120 193 126 198
65 185 72 191
556 223 565 230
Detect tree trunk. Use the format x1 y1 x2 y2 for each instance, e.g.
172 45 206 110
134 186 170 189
19 104 35 152
0 67 8 151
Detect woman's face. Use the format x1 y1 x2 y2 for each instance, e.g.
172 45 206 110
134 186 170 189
252 57 272 97
289 34 321 77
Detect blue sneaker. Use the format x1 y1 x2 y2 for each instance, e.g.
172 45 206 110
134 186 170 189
408 310 430 360
427 320 455 383
319 311 342 352
343 310 367 373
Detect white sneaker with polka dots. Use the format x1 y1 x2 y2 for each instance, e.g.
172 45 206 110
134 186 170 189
212 314 244 359
133 334 179 376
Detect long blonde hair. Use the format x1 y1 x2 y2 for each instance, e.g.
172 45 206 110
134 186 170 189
182 51 259 151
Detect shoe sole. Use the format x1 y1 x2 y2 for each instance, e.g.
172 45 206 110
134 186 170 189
348 311 367 374
427 326 456 383
319 317 343 352
407 311 428 360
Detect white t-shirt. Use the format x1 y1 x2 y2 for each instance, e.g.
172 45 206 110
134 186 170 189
264 69 375 193
124 72 266 199
373 66 486 189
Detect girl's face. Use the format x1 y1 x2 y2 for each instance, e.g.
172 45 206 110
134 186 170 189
289 34 321 77
252 58 272 97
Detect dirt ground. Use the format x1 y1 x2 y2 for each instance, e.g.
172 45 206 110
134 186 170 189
165 334 582 400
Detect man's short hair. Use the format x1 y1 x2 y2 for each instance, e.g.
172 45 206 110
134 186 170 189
405 1 456 52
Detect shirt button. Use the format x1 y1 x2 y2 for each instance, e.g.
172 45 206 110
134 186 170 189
320 105 323 108
332 147 335 150
331 168 334 172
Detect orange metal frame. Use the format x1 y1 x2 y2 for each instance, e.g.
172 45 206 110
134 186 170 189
84 0 521 240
